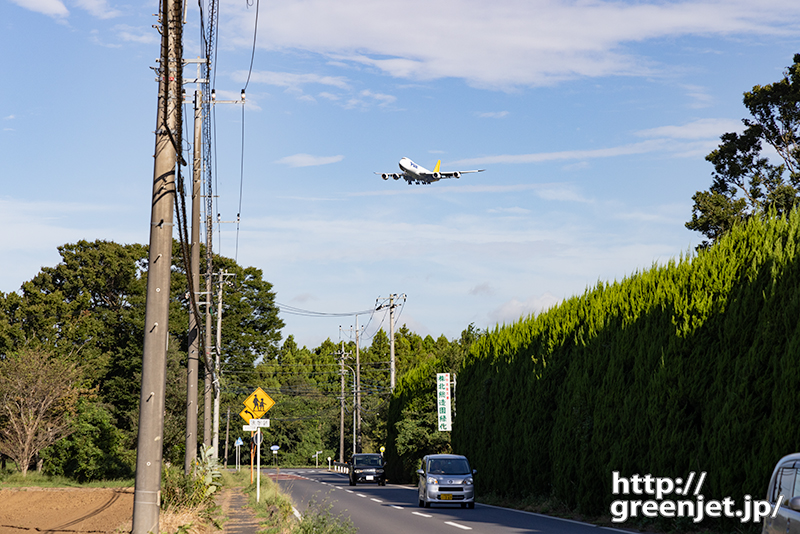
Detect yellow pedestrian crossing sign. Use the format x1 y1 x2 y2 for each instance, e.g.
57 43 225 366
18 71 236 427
243 387 275 418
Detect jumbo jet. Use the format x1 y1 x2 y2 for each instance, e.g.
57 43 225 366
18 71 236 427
376 157 485 185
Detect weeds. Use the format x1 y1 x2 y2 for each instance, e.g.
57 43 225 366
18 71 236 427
293 499 357 534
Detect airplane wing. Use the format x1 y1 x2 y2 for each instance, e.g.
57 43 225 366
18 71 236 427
431 160 485 179
438 169 485 178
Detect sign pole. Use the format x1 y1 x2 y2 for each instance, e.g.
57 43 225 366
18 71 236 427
256 428 261 503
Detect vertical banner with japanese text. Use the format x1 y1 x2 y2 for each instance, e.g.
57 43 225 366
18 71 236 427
437 373 452 431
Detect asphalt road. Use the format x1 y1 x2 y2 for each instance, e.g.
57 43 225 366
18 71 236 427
269 468 635 534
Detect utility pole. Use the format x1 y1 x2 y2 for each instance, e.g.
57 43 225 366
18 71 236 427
132 0 182 528
339 340 345 462
202 91 242 451
204 268 213 449
223 407 230 468
212 270 223 457
376 294 406 391
184 59 206 476
355 316 361 454
337 339 351 463
212 269 234 457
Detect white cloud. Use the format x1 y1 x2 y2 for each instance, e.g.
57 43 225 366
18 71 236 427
537 186 591 203
477 111 509 119
488 293 562 326
239 71 350 91
636 118 743 139
452 139 667 166
343 89 397 109
275 153 344 167
9 0 68 17
487 207 531 215
74 0 120 18
451 119 748 167
115 25 159 45
223 0 800 88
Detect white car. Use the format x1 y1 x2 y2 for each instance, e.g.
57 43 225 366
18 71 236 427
763 453 800 534
417 454 476 509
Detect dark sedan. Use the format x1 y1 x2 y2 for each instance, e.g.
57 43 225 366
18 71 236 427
349 453 386 486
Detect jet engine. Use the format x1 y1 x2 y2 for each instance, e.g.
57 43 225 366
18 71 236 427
382 173 389 180
433 172 441 180
393 174 401 180
453 171 461 178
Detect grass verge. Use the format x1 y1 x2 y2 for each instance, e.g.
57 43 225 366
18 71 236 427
222 469 357 534
0 463 133 488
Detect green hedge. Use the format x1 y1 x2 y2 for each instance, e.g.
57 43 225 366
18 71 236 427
453 210 800 522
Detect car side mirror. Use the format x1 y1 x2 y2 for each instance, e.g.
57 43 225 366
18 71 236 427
473 469 477 475
416 469 424 476
790 497 800 511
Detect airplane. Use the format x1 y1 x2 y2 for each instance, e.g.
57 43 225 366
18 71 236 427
375 157 485 185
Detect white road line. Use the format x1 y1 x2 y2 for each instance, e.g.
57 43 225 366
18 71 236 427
445 521 472 530
391 505 404 510
292 507 302 520
412 512 432 518
371 498 383 503
357 493 367 498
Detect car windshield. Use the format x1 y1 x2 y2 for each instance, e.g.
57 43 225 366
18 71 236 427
428 458 470 475
354 456 382 467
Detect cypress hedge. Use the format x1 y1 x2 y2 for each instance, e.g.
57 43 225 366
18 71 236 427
453 210 800 525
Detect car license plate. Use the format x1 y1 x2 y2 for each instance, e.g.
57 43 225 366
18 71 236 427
366 475 373 481
440 494 452 500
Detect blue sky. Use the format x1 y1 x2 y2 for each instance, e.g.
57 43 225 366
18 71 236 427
3 0 800 349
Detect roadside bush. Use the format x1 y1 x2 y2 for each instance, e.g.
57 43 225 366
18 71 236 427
293 499 356 534
162 446 221 510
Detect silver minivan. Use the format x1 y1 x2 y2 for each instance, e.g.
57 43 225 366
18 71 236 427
763 453 800 534
417 454 476 508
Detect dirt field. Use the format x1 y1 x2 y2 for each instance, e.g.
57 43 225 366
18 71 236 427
0 487 133 534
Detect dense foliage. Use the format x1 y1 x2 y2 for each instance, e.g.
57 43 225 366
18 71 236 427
455 209 800 529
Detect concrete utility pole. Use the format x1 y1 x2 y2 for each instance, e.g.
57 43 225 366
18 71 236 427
337 339 351 463
212 270 233 457
184 56 209 475
204 269 213 448
184 79 203 476
389 296 395 390
355 316 361 454
376 294 406 391
223 407 230 468
132 0 183 528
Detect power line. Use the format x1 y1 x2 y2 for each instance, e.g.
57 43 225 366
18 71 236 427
276 302 374 317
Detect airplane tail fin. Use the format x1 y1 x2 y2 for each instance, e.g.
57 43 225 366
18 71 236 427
433 160 441 173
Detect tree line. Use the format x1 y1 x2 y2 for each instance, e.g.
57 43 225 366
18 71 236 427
0 239 470 479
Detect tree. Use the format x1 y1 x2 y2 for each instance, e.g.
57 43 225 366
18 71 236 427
0 348 83 476
687 53 800 247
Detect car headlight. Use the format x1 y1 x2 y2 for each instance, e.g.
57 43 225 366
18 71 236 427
464 477 473 485
427 476 438 485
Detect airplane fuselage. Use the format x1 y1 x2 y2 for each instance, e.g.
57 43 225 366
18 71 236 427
399 157 436 179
